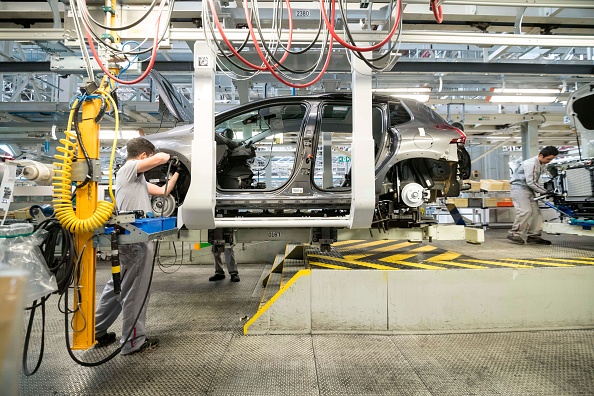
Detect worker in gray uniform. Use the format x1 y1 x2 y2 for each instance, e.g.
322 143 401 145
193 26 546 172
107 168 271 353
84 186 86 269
209 245 240 282
95 137 180 354
507 145 558 245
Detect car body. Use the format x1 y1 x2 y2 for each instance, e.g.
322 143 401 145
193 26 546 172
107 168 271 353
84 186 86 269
146 93 470 227
544 83 594 221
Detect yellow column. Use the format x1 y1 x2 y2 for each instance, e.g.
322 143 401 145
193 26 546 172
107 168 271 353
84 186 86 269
72 98 101 350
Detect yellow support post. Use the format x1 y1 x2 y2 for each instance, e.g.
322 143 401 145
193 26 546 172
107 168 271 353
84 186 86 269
71 98 101 350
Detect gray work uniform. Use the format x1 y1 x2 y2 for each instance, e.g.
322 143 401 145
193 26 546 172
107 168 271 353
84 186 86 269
95 159 155 355
509 156 548 240
212 246 238 276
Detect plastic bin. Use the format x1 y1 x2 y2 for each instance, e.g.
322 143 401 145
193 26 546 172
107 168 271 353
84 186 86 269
162 217 177 231
0 266 29 396
131 218 162 233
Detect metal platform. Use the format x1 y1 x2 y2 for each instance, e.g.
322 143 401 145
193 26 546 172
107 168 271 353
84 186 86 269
245 230 594 335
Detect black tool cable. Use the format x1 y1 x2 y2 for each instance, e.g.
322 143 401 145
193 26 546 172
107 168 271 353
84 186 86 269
22 218 77 376
64 240 161 366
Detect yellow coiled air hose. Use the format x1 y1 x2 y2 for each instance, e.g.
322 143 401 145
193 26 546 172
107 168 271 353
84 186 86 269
52 93 119 234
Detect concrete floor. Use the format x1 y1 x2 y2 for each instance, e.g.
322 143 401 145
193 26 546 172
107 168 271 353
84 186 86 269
17 228 594 395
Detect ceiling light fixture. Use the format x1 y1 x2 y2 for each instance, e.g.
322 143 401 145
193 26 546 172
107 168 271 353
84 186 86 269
487 88 560 104
373 88 432 103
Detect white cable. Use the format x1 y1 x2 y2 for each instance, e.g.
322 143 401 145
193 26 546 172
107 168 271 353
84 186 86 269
69 0 95 81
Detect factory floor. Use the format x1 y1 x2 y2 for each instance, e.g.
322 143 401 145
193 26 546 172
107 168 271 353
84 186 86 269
19 228 594 396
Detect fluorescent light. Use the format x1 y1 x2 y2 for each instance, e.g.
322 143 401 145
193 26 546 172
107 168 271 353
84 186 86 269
0 144 15 156
99 130 140 140
373 88 431 103
488 88 560 104
374 87 432 93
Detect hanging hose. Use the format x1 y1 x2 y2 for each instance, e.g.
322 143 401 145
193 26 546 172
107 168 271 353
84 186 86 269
52 96 116 233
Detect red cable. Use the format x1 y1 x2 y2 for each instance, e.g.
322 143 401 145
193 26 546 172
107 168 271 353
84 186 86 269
208 0 293 71
243 0 335 88
318 0 401 52
431 0 444 24
83 16 160 85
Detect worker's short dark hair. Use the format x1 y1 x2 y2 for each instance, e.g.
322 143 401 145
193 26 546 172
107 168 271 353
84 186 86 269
540 146 559 157
126 137 155 159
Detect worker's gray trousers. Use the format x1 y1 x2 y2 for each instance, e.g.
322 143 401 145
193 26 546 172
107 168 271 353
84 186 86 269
509 185 543 240
212 246 238 275
95 241 154 355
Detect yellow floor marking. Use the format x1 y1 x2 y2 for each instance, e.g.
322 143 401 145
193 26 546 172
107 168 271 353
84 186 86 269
333 239 366 246
409 245 438 253
383 253 418 261
428 260 487 269
308 254 399 270
502 258 573 267
342 254 372 261
344 240 402 249
427 251 461 262
537 258 594 265
370 241 418 252
463 259 533 269
379 256 445 270
309 261 351 270
573 257 594 261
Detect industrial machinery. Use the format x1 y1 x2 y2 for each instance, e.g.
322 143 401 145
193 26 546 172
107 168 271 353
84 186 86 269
543 82 594 224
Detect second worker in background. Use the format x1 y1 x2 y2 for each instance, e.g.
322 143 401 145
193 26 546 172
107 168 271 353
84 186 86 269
507 145 559 245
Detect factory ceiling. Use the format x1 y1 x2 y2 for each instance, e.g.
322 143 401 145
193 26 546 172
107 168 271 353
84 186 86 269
0 0 593 147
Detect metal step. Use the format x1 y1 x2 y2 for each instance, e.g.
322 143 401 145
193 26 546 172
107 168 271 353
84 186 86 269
258 272 282 309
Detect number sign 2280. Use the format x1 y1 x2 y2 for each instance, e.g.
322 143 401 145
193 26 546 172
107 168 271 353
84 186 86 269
295 10 311 17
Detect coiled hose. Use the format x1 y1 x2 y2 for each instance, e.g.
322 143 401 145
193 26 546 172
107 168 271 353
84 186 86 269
52 95 117 233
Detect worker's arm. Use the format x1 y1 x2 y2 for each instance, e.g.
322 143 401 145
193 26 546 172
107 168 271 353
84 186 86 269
137 152 170 173
147 172 180 196
523 159 547 195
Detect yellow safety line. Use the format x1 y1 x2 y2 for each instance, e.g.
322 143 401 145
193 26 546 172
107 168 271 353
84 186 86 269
244 269 311 335
370 241 418 252
536 258 594 265
502 258 573 267
463 259 533 268
409 245 438 253
309 254 400 270
426 260 487 269
573 257 594 261
379 256 445 270
333 239 366 246
383 253 417 261
427 251 461 262
344 239 400 249
343 254 372 261
309 261 351 270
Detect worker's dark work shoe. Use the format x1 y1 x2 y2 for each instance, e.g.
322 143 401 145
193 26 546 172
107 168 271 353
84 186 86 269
95 332 117 348
209 274 225 281
527 236 552 245
127 338 160 355
507 235 525 245
230 274 240 282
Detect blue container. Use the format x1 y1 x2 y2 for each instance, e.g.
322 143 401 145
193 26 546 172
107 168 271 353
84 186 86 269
132 218 162 233
162 217 177 231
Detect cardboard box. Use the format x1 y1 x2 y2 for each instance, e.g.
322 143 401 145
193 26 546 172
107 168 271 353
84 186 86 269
484 197 499 207
463 180 481 192
480 179 504 191
446 198 468 208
